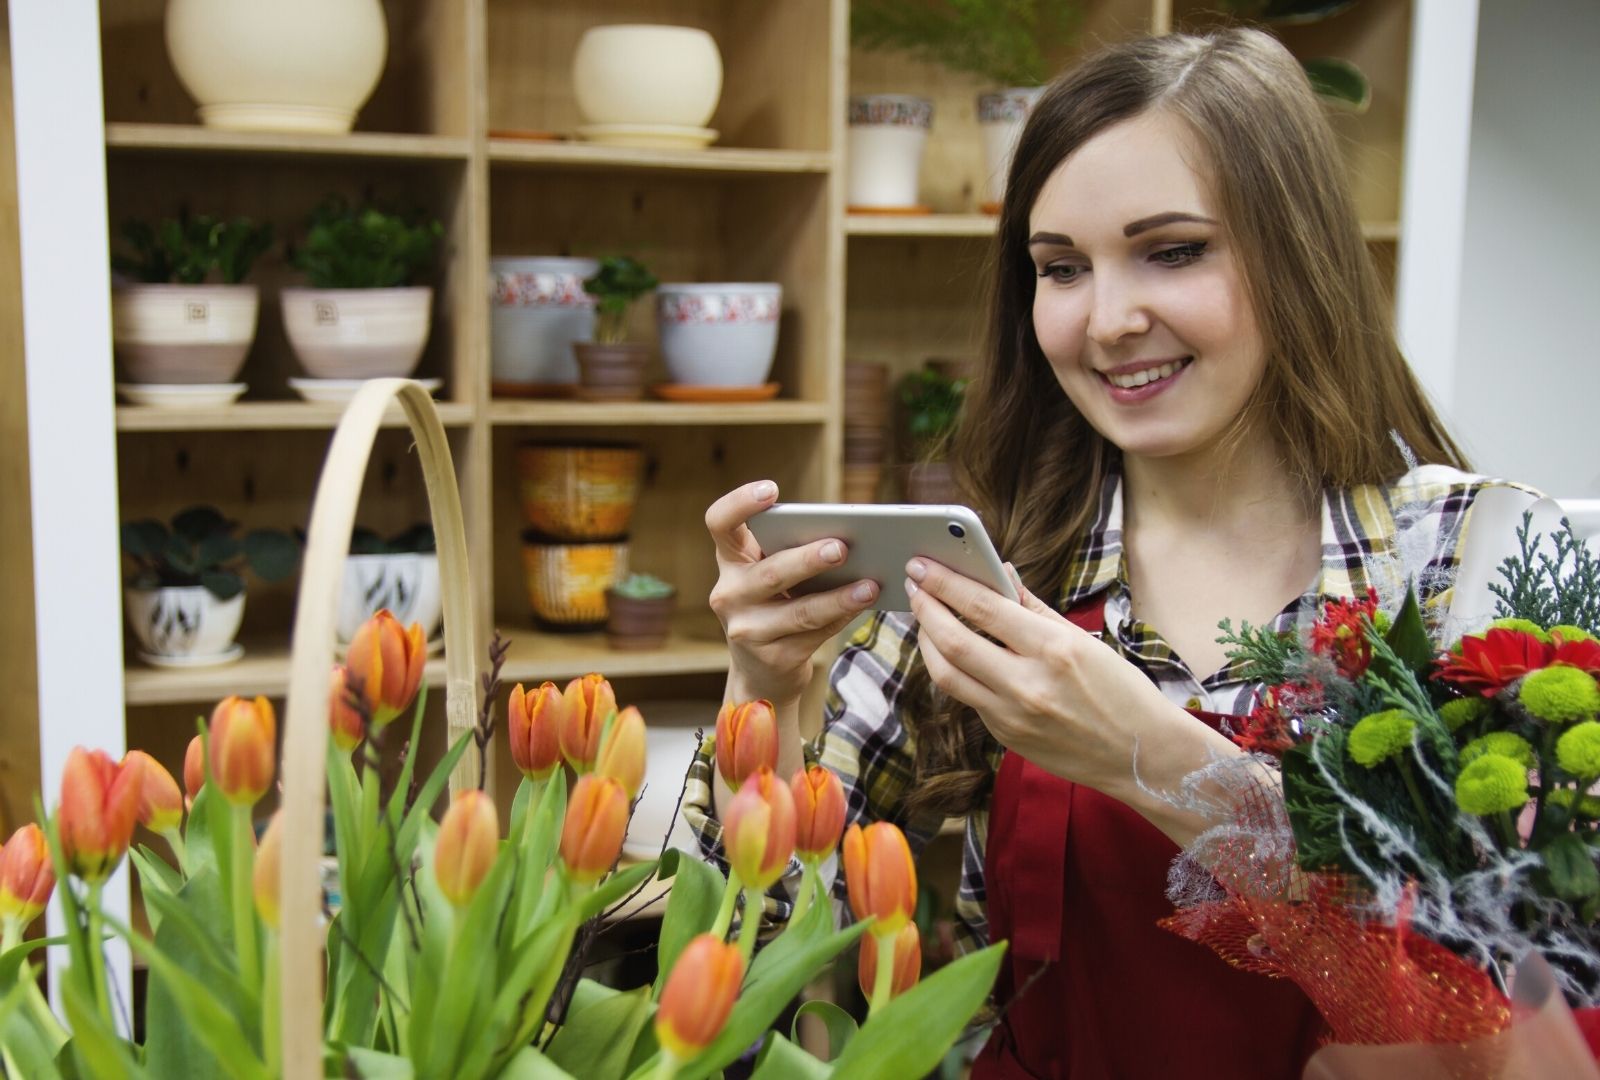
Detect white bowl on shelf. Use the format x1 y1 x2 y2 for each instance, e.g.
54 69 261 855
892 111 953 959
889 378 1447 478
288 377 440 405
572 25 723 129
124 586 245 664
656 283 781 387
117 382 247 408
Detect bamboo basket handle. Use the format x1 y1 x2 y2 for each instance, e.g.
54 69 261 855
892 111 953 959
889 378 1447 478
277 379 480 1078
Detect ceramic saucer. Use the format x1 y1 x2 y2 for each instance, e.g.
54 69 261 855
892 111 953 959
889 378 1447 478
575 124 719 150
288 377 441 405
137 643 245 668
117 383 247 408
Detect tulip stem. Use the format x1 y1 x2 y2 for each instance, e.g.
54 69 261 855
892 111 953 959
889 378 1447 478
709 870 742 941
86 881 111 1022
161 827 188 877
262 931 281 1073
790 860 818 928
650 1053 680 1080
737 887 763 967
231 806 260 990
868 932 896 1017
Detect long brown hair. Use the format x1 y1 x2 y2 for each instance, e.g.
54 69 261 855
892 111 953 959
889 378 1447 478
902 28 1468 819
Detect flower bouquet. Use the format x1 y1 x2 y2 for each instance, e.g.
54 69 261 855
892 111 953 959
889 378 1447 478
1163 515 1600 1074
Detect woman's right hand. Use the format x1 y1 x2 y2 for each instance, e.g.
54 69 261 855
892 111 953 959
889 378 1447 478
705 480 880 706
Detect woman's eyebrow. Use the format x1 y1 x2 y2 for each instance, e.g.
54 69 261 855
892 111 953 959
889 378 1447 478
1124 211 1217 236
1027 231 1073 247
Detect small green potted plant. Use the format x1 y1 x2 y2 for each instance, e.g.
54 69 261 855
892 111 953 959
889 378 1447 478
283 195 444 383
110 212 274 393
575 255 659 401
898 360 970 504
120 505 299 666
605 571 676 651
337 523 442 646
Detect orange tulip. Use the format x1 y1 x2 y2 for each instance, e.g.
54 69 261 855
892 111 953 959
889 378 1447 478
345 609 426 730
560 673 617 772
253 811 284 929
183 734 205 806
791 765 846 861
595 705 646 799
715 700 777 788
842 822 916 936
208 696 276 806
858 921 921 1000
0 824 55 927
722 768 796 891
328 665 365 752
507 681 563 781
559 774 629 885
58 747 145 883
126 750 183 835
655 933 744 1061
434 790 500 908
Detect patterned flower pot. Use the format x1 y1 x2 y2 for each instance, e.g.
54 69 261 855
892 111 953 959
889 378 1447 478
112 283 259 385
336 552 442 644
516 443 643 541
605 588 676 651
978 87 1045 213
124 586 246 666
656 283 781 387
522 538 629 630
489 256 598 392
847 95 933 210
282 286 432 379
573 341 649 402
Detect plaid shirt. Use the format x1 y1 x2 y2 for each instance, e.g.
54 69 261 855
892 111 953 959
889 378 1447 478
680 465 1540 952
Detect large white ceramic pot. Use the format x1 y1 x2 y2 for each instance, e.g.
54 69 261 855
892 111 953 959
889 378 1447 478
336 552 442 644
572 25 722 128
282 287 432 379
847 95 933 210
657 283 781 387
112 283 259 384
490 257 598 391
124 586 245 666
978 88 1045 213
165 0 388 134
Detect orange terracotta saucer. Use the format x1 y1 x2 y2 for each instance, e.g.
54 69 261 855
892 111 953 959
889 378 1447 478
847 204 933 215
650 382 780 403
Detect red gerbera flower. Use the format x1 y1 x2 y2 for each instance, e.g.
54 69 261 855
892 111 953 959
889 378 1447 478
1433 628 1554 696
1552 635 1600 676
1309 589 1381 679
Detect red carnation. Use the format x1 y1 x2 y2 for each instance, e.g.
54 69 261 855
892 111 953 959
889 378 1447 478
1309 589 1381 680
1231 681 1318 758
1433 628 1554 696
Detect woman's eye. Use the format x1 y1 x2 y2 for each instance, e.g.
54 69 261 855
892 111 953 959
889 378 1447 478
1151 242 1207 267
1037 263 1084 283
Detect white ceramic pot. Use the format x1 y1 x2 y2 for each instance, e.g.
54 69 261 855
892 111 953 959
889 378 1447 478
572 25 723 128
282 286 432 379
164 0 387 134
847 95 933 209
336 552 442 644
112 284 259 384
978 88 1045 210
656 283 781 387
490 257 599 388
124 586 245 662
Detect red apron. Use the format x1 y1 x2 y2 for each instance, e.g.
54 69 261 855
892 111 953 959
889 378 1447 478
972 599 1325 1079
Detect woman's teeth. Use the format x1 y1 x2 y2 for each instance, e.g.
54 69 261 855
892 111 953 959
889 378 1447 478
1107 359 1187 389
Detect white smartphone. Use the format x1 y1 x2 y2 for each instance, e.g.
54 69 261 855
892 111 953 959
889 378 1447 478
747 503 1019 612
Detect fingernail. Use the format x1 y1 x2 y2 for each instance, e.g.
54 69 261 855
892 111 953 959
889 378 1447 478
821 541 843 564
852 581 876 604
904 578 919 597
906 559 926 582
752 481 777 501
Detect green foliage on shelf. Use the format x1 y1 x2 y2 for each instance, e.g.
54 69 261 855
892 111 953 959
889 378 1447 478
290 196 443 289
582 256 659 344
900 365 969 452
350 522 436 555
611 572 674 600
112 213 274 285
850 0 1084 88
121 505 299 600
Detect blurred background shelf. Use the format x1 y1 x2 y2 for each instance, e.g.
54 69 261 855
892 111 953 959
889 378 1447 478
487 400 831 427
105 122 473 161
116 401 476 432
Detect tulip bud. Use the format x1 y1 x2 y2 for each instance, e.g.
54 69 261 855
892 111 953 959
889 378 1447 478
715 700 777 788
595 705 646 799
328 665 365 752
722 768 796 892
58 747 145 883
842 822 917 936
253 811 284 929
560 674 617 772
858 921 921 1001
655 933 744 1062
183 734 205 806
345 609 427 730
0 824 55 928
126 750 184 835
791 765 847 861
208 696 277 806
559 774 629 885
507 681 563 781
434 790 500 908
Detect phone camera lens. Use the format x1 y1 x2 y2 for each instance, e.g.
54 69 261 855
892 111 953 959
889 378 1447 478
948 522 966 539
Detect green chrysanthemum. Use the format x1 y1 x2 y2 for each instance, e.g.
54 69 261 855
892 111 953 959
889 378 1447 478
1491 617 1551 642
1459 731 1536 769
1550 625 1597 645
1453 754 1531 816
1518 665 1600 724
1548 788 1600 818
1440 696 1491 733
1555 721 1600 779
1347 709 1415 767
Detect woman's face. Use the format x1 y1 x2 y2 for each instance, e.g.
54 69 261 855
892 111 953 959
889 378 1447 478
1028 110 1266 463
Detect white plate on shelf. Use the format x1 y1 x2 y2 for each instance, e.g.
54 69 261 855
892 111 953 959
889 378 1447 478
575 124 718 150
136 643 245 668
117 383 247 408
288 377 441 406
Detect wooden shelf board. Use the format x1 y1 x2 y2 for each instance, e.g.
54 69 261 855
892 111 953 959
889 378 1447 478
1361 220 1401 242
104 123 471 161
488 400 830 427
846 213 997 238
124 642 450 707
498 624 733 684
488 139 832 177
116 401 475 432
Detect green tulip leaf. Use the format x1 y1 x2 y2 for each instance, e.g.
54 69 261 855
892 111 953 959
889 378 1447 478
61 973 147 1080
0 934 60 988
653 848 726 998
426 855 516 1076
791 1000 858 1062
462 914 574 1079
1303 57 1371 114
0 974 66 1080
343 1047 416 1078
575 861 659 923
499 1046 579 1079
546 983 655 1080
514 771 567 939
751 1032 831 1079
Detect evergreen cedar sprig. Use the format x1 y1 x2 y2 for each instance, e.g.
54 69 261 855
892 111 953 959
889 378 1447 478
121 505 299 601
1488 513 1600 630
1214 616 1298 687
290 196 443 290
114 214 274 285
582 256 658 344
850 0 1084 88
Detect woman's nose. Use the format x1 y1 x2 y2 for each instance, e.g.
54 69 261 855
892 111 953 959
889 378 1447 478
1086 272 1152 346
